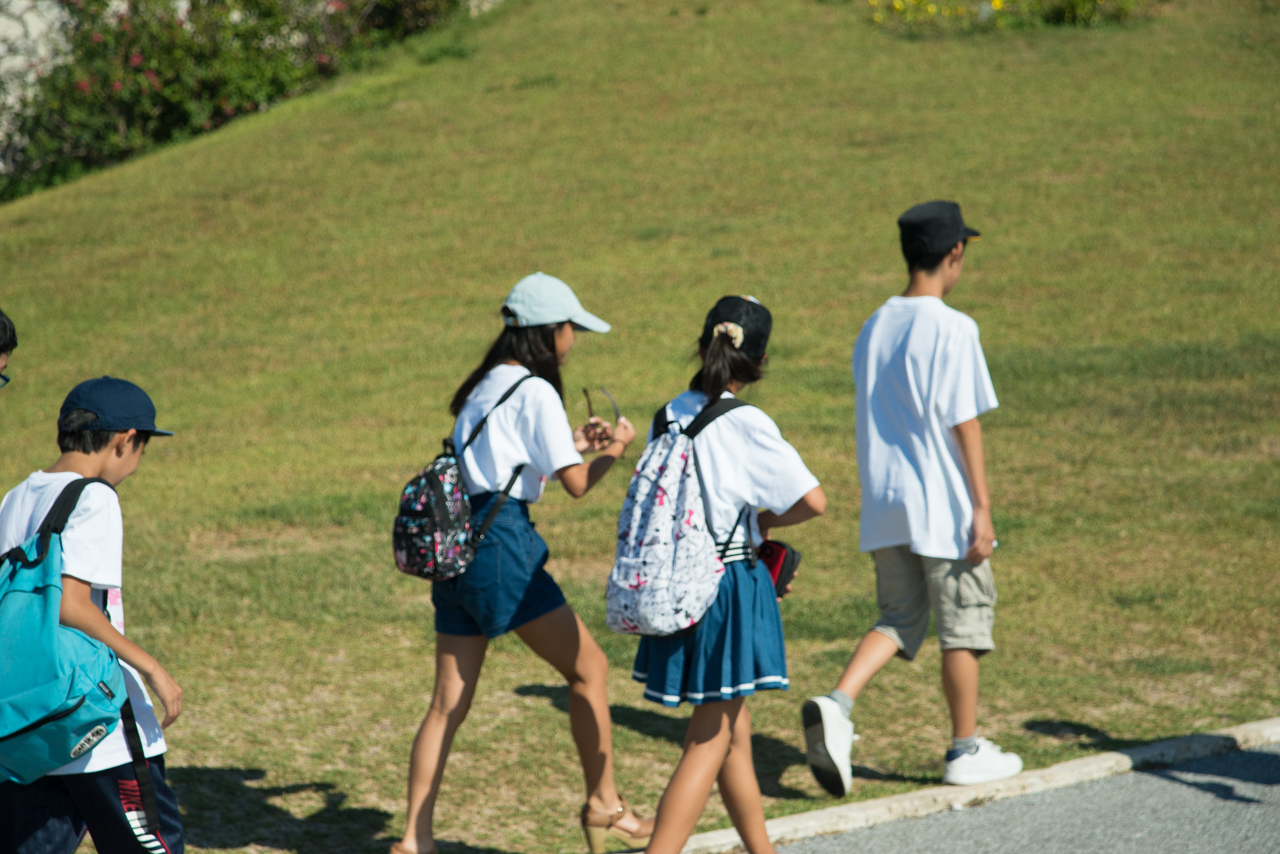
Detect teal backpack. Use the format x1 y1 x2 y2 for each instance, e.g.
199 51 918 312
0 481 134 780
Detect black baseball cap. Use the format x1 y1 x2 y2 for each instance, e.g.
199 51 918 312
700 295 772 362
898 200 981 262
59 377 174 436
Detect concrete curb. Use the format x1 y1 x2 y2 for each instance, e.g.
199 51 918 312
681 716 1280 853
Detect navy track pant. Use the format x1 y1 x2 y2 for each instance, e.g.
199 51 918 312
0 756 184 854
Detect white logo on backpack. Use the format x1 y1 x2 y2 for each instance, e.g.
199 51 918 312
70 724 109 759
606 399 748 637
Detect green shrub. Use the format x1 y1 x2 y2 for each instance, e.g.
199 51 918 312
0 0 458 201
1038 0 1146 24
863 0 1148 36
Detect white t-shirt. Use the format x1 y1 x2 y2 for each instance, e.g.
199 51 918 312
853 296 998 559
453 364 584 503
649 390 820 548
0 471 167 775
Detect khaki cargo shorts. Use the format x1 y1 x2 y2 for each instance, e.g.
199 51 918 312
871 545 997 660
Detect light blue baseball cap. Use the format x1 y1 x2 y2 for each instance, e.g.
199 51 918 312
502 272 611 333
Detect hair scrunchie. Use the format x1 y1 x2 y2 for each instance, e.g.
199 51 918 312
712 321 745 350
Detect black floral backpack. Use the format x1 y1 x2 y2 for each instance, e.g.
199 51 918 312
393 377 531 581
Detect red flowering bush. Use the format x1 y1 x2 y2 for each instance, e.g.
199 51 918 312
0 0 457 201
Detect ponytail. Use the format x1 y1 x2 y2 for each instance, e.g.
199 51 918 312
689 332 764 401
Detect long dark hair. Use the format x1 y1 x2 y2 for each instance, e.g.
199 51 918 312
0 307 15 354
451 308 564 416
689 334 765 401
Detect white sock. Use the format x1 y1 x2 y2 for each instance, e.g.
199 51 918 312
828 689 854 719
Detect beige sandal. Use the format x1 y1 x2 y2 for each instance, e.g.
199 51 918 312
390 844 434 854
581 797 654 853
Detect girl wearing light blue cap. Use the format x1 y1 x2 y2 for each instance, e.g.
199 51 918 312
393 274 653 854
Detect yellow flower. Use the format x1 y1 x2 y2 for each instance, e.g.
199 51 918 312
893 0 904 9
927 2 937 11
874 11 884 20
868 0 878 6
992 0 1003 8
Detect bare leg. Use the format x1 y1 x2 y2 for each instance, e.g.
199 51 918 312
645 699 743 854
399 632 488 854
515 604 620 813
941 649 979 738
834 629 900 700
716 704 774 854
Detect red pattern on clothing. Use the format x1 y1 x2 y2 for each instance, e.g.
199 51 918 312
117 778 143 812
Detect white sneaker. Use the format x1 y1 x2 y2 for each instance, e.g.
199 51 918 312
942 737 1023 785
802 696 859 797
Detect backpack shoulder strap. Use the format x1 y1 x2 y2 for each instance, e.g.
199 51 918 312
683 397 753 552
683 397 752 439
4 478 116 571
458 375 534 454
38 478 115 536
651 404 670 439
118 698 162 833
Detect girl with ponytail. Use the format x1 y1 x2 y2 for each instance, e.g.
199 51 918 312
634 296 827 854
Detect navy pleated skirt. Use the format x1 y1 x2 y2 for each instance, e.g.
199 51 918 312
632 559 788 707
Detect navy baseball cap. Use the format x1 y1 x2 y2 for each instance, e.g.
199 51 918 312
898 200 981 262
59 377 173 436
700 295 772 362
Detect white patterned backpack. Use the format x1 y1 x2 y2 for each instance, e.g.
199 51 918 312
606 397 750 637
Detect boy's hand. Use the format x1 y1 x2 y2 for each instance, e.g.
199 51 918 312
141 663 184 728
967 506 996 565
59 577 185 728
953 418 994 564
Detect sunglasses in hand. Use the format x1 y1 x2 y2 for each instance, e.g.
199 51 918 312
581 387 621 449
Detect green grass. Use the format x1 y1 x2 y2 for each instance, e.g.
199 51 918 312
2 0 1279 851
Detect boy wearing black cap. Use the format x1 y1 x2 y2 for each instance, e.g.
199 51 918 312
801 202 1022 797
0 307 16 390
0 377 185 853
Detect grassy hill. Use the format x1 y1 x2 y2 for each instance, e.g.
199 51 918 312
2 0 1278 851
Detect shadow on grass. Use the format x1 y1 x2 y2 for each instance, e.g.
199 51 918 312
169 767 391 853
515 684 932 798
1022 719 1147 752
847 765 938 786
171 767 523 854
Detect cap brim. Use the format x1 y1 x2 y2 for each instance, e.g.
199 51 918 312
570 311 611 333
964 227 981 240
150 428 175 437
